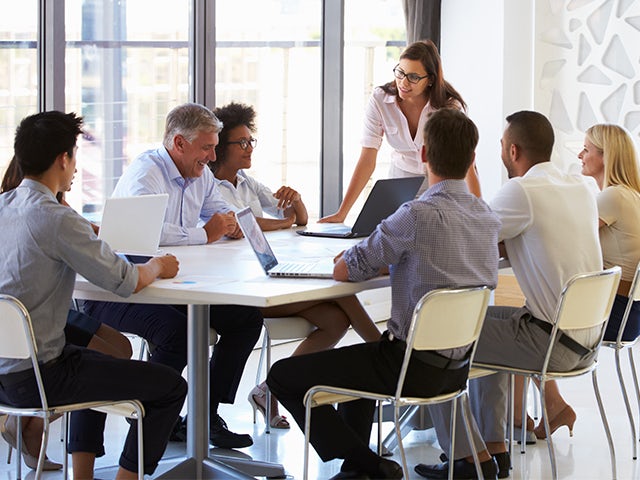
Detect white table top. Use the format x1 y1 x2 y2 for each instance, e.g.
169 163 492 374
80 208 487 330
74 229 389 306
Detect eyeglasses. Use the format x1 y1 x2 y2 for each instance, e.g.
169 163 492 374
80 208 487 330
227 137 257 150
393 65 430 84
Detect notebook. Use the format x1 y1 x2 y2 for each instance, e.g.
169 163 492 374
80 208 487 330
98 194 169 259
296 176 423 238
236 207 335 278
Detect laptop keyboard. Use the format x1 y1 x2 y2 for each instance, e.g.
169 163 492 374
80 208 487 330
275 262 316 273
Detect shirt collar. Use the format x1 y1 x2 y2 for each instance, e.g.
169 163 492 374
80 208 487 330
159 146 198 187
383 90 397 104
19 178 58 200
523 161 557 178
213 170 246 188
421 178 468 198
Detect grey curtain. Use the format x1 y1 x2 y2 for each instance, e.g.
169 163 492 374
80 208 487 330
402 0 442 48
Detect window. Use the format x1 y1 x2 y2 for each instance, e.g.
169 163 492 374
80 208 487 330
65 0 190 213
215 0 323 218
342 0 405 223
0 0 38 174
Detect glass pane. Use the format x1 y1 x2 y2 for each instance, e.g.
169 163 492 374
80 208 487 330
343 0 405 223
215 0 322 219
0 0 38 177
65 0 190 214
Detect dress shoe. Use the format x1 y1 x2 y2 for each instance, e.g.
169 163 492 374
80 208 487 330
534 405 576 439
513 415 536 444
372 457 403 479
169 415 187 442
0 415 62 471
209 414 253 449
439 452 510 479
512 426 537 445
492 452 511 479
339 456 403 479
329 471 370 480
415 457 498 479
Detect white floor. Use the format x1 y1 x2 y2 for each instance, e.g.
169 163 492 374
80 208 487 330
3 327 640 480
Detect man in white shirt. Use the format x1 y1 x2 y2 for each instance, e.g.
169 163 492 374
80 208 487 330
417 111 603 479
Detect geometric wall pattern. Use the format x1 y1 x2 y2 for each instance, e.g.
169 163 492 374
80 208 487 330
535 0 640 170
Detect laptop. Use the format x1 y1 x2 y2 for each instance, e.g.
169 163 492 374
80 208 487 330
236 207 335 278
98 194 169 261
297 176 423 238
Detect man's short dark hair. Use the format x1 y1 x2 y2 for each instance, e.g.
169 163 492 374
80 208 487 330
423 108 478 179
14 111 84 176
504 111 554 163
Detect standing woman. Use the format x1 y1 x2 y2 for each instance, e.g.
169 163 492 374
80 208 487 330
320 39 480 223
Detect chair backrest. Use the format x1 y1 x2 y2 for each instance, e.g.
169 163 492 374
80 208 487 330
409 286 491 351
555 266 621 332
615 261 640 344
629 262 640 303
395 286 491 398
0 294 49 409
0 294 37 360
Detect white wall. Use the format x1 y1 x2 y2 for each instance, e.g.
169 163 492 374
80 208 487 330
441 0 640 200
441 0 535 202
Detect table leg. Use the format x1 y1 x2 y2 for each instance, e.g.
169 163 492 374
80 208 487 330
156 304 285 479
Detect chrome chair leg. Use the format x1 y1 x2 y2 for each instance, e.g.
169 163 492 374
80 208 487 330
461 394 483 480
593 369 617 480
539 380 558 480
615 348 637 459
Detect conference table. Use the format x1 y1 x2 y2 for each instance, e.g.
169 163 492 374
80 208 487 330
73 228 390 479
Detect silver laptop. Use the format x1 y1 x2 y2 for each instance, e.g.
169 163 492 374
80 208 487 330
98 194 169 259
297 176 423 238
236 207 335 278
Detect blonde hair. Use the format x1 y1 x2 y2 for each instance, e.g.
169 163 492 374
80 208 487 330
586 124 640 193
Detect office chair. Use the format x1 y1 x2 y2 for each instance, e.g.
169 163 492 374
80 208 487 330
0 294 145 480
302 286 492 480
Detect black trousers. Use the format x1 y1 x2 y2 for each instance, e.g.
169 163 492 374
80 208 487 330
266 336 468 462
83 301 263 407
0 345 187 475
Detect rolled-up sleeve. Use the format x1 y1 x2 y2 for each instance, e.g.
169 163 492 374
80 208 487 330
57 211 138 297
360 94 385 150
342 204 415 282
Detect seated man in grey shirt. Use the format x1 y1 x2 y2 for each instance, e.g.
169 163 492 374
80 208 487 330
0 111 187 480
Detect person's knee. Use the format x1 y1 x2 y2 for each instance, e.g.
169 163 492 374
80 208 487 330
266 358 288 397
327 314 350 337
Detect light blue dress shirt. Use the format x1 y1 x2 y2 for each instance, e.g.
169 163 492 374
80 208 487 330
0 180 138 374
112 147 232 246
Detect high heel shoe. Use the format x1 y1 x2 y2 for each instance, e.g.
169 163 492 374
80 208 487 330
534 405 576 439
248 385 290 429
0 415 63 471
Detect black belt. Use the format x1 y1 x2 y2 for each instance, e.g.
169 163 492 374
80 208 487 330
528 317 593 358
0 356 62 388
383 331 470 370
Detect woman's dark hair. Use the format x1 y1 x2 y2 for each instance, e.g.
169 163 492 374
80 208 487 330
211 102 256 174
1 156 23 193
381 40 466 111
1 155 63 201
